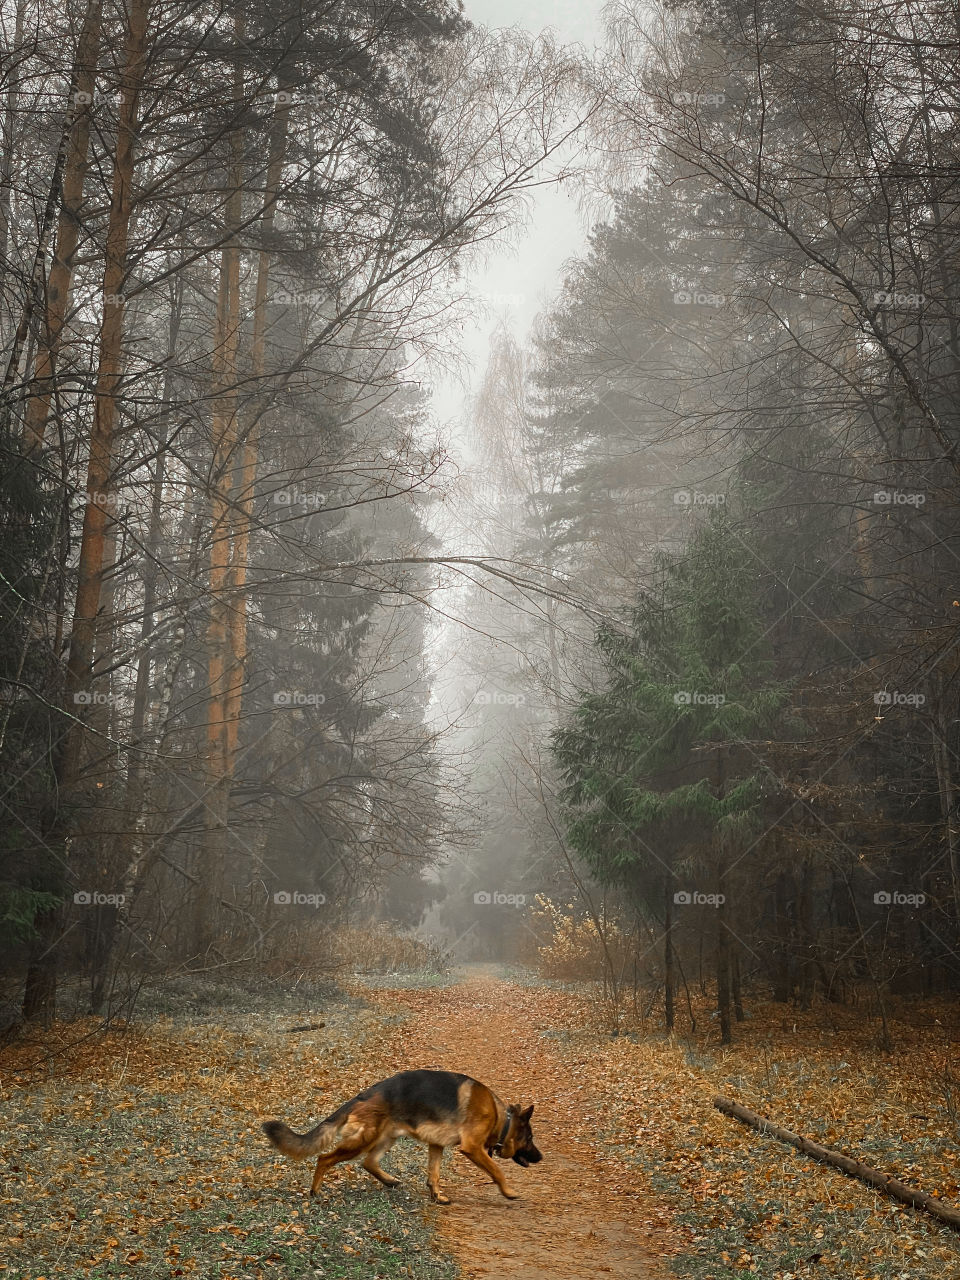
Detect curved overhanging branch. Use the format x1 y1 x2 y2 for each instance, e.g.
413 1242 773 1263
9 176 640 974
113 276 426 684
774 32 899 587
329 554 617 626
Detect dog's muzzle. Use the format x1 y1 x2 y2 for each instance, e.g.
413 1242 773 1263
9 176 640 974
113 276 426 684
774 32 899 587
513 1145 543 1167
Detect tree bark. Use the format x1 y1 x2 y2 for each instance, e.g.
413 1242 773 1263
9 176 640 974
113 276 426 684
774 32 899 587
797 858 815 1010
931 680 960 926
732 948 744 1020
222 78 294 760
0 0 28 263
20 0 104 453
715 747 731 1044
664 872 675 1031
22 0 149 1023
59 0 149 785
5 0 103 438
716 868 732 1045
21 919 60 1023
197 26 245 953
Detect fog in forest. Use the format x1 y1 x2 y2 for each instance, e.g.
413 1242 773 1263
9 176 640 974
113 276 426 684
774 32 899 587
2 0 959 1049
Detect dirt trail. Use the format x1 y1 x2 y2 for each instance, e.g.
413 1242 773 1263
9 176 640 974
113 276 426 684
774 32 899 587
383 971 669 1280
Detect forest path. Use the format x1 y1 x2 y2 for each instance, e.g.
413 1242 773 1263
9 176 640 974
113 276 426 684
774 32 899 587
385 971 669 1280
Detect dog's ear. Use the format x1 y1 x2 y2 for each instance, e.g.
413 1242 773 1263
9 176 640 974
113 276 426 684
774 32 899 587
520 1104 534 1122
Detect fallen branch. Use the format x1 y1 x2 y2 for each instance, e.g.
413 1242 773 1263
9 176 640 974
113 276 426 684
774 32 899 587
713 1095 960 1233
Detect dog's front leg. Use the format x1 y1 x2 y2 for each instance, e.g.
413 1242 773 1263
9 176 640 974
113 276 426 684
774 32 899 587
427 1143 450 1204
456 1143 519 1199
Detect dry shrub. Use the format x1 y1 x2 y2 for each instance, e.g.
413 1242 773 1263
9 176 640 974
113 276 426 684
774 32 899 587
531 895 629 982
261 920 448 977
327 924 449 975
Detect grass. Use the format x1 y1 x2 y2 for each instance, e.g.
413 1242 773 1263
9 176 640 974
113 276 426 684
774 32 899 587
345 971 454 991
134 972 354 1021
1 977 458 1280
36 1154 457 1280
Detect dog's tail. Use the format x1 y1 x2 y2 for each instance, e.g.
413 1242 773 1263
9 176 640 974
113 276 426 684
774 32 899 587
262 1107 346 1161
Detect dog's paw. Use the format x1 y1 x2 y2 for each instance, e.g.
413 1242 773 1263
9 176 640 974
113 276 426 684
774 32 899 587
501 1187 520 1200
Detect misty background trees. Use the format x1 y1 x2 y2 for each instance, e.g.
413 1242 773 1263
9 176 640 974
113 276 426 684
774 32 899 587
2 0 958 1044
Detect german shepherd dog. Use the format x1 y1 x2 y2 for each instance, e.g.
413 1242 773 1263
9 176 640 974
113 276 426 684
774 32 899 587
263 1068 542 1203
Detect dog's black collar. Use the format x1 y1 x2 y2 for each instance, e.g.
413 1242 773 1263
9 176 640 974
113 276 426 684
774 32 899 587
491 1106 514 1154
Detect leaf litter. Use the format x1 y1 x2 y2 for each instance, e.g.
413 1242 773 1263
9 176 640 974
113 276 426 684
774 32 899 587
4 973 958 1280
1 981 455 1280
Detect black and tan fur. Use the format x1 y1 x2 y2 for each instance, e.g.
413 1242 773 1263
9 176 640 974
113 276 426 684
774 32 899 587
262 1068 542 1203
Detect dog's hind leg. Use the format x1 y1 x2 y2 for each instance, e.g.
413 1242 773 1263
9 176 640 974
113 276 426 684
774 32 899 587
361 1135 399 1187
456 1142 519 1200
309 1121 372 1196
426 1143 450 1204
310 1144 361 1196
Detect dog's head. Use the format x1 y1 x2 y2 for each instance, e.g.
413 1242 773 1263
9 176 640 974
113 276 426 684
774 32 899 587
499 1104 542 1167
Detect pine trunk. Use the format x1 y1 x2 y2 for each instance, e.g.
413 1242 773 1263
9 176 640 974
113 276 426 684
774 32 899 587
21 0 104 452
715 747 732 1044
22 0 149 1021
59 0 148 781
664 873 675 1031
223 81 293 760
197 34 245 954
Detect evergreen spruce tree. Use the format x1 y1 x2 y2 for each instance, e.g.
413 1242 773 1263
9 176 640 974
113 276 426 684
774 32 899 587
553 513 795 1040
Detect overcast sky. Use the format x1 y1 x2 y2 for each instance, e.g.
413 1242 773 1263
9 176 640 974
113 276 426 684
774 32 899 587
424 0 607 718
427 0 606 428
